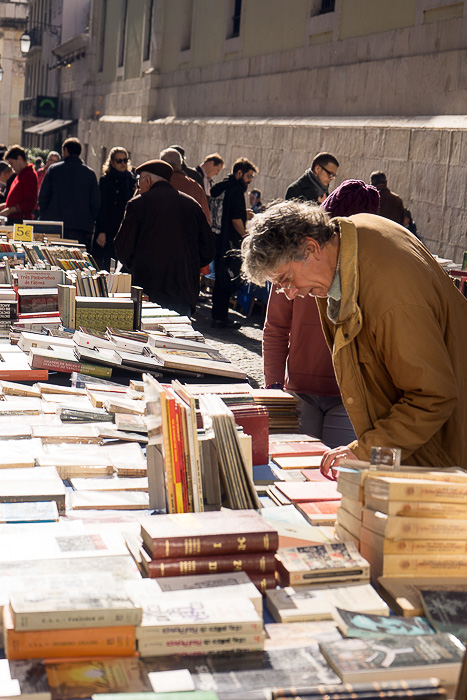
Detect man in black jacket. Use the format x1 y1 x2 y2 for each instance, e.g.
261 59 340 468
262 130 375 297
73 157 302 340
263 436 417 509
114 160 215 317
210 157 258 328
285 152 339 203
38 138 100 248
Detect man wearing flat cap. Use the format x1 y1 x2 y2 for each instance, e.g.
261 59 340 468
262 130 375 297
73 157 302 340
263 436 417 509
114 159 215 315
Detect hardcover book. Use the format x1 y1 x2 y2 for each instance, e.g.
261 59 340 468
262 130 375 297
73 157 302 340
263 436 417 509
140 550 276 578
275 542 370 586
318 632 465 685
139 509 278 559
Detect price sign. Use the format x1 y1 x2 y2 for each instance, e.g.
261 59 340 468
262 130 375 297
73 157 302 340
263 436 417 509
13 223 33 242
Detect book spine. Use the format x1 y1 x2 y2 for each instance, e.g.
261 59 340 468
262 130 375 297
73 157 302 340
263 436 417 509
138 633 264 657
246 572 277 593
273 687 446 699
146 552 276 577
380 480 467 503
360 526 467 555
130 285 142 331
173 398 189 512
179 401 194 512
136 620 262 642
381 553 467 577
29 353 112 378
159 391 177 514
12 607 142 631
165 393 184 513
143 529 279 559
5 624 136 660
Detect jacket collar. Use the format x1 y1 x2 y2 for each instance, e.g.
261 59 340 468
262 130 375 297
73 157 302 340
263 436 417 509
333 217 362 346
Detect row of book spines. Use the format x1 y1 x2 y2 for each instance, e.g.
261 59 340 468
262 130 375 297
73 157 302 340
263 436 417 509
271 679 446 700
144 552 277 577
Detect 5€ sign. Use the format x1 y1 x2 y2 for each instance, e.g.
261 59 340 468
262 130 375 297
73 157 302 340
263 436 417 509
13 223 33 242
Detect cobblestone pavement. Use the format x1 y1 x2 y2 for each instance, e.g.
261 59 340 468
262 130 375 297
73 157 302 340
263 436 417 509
192 291 265 388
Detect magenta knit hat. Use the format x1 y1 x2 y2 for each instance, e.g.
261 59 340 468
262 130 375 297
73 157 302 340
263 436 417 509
322 179 380 217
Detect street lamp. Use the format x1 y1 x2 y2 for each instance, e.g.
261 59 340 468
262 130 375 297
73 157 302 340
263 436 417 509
20 22 61 55
20 32 31 54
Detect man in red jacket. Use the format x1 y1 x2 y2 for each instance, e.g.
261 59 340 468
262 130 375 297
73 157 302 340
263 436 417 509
0 145 38 224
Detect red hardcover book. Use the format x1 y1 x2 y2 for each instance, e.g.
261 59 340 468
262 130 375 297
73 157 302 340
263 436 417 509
140 509 279 559
232 405 269 466
275 480 341 503
142 551 276 578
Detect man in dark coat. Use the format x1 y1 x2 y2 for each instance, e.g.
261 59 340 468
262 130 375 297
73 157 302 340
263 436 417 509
285 152 339 203
370 171 405 225
114 159 215 316
210 157 258 328
38 137 100 247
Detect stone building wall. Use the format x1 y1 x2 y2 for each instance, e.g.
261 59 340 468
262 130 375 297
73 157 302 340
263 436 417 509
80 115 467 262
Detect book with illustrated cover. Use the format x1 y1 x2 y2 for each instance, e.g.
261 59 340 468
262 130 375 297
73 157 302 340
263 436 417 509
275 542 370 586
318 632 465 685
419 590 467 643
139 509 278 559
333 607 434 638
266 582 388 623
0 658 51 700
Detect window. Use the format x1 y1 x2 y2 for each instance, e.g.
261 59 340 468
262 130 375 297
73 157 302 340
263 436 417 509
180 0 194 52
97 0 107 72
227 0 242 39
143 0 154 62
319 0 335 14
118 0 129 68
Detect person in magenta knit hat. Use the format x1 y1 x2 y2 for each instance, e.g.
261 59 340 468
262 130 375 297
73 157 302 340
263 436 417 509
262 180 379 447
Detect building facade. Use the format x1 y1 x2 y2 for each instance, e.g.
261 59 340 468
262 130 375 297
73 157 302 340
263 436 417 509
0 0 28 148
20 0 467 259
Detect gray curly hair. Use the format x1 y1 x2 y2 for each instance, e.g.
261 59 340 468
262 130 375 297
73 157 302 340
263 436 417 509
241 199 337 285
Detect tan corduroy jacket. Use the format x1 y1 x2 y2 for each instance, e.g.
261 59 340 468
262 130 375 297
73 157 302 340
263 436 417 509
317 214 467 468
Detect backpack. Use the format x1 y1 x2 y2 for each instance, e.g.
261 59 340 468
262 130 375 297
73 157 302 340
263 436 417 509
209 191 225 235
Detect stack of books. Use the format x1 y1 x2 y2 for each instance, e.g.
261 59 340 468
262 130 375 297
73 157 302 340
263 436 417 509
129 578 264 657
358 469 467 581
137 509 279 592
4 584 141 660
275 541 371 588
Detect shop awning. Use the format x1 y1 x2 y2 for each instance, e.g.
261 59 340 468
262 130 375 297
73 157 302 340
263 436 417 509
24 119 73 135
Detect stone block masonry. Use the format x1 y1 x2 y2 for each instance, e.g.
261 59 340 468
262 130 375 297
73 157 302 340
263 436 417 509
80 115 467 262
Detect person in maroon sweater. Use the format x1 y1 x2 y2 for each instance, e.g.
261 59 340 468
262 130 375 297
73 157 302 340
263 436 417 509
0 145 38 224
263 179 379 448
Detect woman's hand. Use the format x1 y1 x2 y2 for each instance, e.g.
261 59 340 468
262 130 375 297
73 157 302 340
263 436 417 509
96 233 106 248
320 446 358 481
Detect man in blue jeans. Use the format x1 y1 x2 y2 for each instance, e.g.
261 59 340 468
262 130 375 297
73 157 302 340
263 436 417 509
210 157 258 329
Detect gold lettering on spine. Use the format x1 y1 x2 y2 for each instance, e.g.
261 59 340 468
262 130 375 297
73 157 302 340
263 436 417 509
184 538 201 555
233 560 242 570
208 561 217 571
165 539 169 557
160 562 165 576
237 536 246 551
260 555 266 572
263 534 270 550
213 542 222 548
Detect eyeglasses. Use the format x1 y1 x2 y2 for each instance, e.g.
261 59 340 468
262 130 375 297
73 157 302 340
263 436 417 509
319 165 337 179
273 264 296 294
113 157 128 164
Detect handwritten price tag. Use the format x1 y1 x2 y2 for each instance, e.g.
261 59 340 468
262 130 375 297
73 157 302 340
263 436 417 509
13 223 33 242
